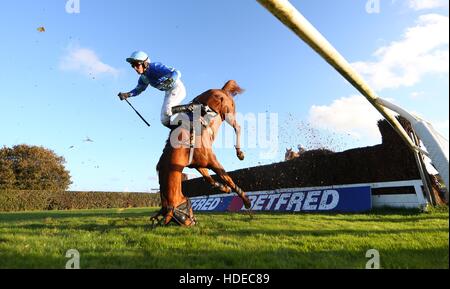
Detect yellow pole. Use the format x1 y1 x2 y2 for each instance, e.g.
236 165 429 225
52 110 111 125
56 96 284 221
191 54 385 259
256 0 420 153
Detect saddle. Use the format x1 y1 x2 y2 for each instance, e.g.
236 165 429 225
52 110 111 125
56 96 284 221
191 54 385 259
170 102 218 165
171 102 218 128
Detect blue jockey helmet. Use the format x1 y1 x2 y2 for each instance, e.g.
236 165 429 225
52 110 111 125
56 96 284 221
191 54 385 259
126 51 150 64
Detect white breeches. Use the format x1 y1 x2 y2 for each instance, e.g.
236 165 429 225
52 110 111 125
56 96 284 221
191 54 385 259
161 79 186 127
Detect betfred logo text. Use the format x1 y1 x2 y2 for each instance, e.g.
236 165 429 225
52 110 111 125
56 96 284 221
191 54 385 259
245 190 339 211
190 186 372 213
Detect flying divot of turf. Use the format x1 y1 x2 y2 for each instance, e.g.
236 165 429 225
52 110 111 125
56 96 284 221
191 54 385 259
183 117 447 205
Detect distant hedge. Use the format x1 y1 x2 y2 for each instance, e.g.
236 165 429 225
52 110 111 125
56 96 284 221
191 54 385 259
0 190 161 212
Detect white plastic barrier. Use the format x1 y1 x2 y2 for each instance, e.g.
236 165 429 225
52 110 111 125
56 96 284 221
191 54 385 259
377 98 449 194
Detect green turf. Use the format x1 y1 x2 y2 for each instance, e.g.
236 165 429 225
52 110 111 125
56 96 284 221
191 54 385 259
0 207 448 269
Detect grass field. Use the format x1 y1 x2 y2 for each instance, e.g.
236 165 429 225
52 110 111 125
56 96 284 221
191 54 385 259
0 207 448 269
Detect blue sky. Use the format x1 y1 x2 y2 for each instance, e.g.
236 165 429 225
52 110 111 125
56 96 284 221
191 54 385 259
0 0 448 192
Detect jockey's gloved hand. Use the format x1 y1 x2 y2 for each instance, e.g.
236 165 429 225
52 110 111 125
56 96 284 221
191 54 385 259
118 92 130 101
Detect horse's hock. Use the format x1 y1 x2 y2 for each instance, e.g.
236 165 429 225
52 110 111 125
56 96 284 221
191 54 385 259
182 117 447 205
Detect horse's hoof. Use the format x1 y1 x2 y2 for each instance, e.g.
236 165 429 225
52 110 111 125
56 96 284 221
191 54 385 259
237 151 245 161
186 219 197 227
243 198 251 209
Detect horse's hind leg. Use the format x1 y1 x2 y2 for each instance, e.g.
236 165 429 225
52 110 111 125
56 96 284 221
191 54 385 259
197 168 232 193
208 157 251 209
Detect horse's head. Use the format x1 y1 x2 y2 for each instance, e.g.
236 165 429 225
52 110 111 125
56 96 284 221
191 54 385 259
285 148 300 161
285 148 293 160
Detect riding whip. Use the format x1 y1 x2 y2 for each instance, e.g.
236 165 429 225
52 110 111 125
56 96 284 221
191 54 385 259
125 99 150 127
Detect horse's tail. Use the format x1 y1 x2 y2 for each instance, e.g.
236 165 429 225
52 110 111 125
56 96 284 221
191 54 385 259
222 80 244 97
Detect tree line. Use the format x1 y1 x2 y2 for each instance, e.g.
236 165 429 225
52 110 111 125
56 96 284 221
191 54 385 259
0 144 71 190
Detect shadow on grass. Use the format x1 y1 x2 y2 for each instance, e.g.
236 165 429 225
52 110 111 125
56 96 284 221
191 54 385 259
310 215 448 223
1 206 446 223
198 210 448 224
0 246 447 269
157 226 449 239
8 221 154 233
0 208 158 222
4 218 448 239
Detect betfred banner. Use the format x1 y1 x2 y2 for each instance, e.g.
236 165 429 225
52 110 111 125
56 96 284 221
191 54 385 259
190 186 372 213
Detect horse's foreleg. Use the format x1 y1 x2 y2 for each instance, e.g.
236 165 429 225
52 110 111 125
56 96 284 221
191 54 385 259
166 162 187 204
209 160 251 209
225 113 245 161
234 123 245 161
158 144 191 226
160 168 185 226
197 168 232 193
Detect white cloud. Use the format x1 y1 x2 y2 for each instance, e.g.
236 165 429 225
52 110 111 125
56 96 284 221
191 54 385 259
352 14 449 90
308 95 383 141
410 91 425 99
408 0 448 10
60 45 119 77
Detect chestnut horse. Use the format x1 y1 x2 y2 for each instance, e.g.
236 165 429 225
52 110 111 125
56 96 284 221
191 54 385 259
152 80 251 226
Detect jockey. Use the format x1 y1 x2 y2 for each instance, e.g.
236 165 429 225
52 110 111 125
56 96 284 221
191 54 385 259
118 51 186 128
